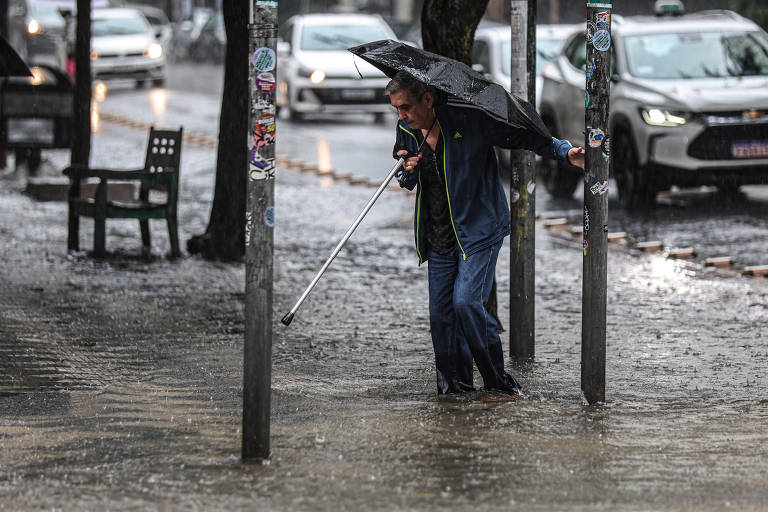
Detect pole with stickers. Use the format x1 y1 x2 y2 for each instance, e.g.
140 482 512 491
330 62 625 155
508 0 537 361
243 0 277 462
582 0 612 404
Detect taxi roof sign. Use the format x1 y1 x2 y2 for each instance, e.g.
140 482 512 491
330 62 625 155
654 0 685 15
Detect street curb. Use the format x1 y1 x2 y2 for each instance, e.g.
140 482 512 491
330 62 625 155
541 219 766 279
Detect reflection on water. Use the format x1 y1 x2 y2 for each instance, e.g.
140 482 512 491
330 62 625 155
149 88 168 117
91 101 100 133
316 137 332 174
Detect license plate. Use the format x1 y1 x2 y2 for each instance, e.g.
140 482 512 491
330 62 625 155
731 141 768 159
340 88 375 100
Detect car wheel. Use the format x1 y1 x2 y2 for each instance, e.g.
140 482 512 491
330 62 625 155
613 129 655 209
539 116 579 199
135 79 146 89
153 77 166 87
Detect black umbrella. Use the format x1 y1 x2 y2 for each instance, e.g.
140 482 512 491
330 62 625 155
348 39 550 139
0 36 32 77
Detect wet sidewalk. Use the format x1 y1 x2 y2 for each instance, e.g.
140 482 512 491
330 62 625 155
2 106 768 510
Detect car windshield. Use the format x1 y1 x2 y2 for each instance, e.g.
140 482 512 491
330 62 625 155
92 16 148 37
300 24 390 51
29 3 67 24
625 30 768 78
499 37 567 76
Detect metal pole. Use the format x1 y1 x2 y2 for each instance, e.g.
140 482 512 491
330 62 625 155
243 0 277 462
509 0 536 361
281 157 405 326
581 0 612 404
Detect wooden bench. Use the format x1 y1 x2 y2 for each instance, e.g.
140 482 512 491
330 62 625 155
63 127 183 258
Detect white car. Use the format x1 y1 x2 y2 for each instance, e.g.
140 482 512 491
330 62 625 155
277 13 398 122
90 8 167 87
472 23 581 106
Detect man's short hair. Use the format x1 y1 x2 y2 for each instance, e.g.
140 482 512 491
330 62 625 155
384 71 434 100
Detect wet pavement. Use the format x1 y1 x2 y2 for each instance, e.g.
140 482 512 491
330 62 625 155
2 71 768 510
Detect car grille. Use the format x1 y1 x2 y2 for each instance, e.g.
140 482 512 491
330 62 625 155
99 52 145 58
688 124 768 160
304 88 388 105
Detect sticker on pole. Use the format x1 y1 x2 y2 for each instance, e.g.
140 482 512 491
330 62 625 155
586 60 595 80
590 180 609 196
264 206 275 228
256 0 278 6
596 11 611 28
588 128 606 148
254 114 276 147
250 151 275 180
587 0 612 8
252 47 276 72
583 238 590 256
592 30 611 51
256 72 276 94
585 91 591 107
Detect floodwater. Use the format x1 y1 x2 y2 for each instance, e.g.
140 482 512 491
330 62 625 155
2 78 768 510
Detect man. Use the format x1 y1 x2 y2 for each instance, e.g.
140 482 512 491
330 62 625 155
387 71 585 399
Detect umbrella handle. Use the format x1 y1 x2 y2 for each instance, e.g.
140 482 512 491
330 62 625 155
281 157 406 326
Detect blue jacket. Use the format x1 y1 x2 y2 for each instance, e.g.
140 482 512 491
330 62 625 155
392 101 573 264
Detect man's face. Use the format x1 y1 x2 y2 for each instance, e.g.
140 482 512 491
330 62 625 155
389 89 433 129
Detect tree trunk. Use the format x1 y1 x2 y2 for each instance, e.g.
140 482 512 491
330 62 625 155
420 0 502 331
187 0 248 261
421 0 488 65
71 0 91 167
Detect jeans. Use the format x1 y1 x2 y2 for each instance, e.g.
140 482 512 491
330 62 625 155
427 240 521 394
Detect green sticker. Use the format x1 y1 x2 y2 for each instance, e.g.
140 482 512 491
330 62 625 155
587 0 612 8
586 91 590 107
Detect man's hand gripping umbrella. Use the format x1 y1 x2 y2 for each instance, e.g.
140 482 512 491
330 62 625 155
280 117 437 326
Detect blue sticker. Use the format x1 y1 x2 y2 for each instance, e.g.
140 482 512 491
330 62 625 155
586 60 595 80
252 47 276 72
264 206 275 228
592 30 611 52
589 128 606 148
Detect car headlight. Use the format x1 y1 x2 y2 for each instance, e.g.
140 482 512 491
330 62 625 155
309 70 326 84
143 43 163 59
641 108 688 127
27 19 43 35
298 66 325 83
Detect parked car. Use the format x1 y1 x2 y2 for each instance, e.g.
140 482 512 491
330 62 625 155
90 7 167 88
472 22 579 174
172 7 214 61
187 9 225 63
472 22 580 106
276 13 398 122
538 6 768 206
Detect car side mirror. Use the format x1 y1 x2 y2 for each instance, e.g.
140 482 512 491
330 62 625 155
611 73 620 83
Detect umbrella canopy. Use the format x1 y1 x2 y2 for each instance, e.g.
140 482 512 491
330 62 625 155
348 39 550 139
0 36 32 77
